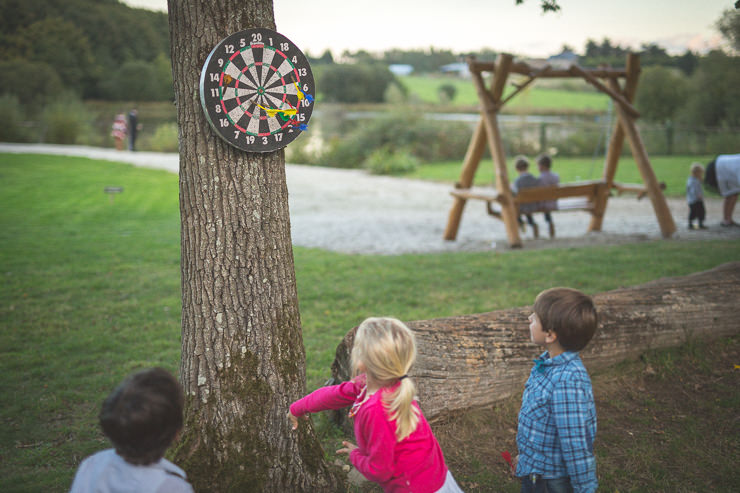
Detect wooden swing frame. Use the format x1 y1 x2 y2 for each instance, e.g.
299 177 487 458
443 53 676 248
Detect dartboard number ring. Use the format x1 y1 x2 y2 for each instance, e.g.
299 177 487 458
199 28 315 152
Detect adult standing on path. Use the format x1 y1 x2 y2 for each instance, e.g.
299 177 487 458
127 109 140 151
706 154 740 227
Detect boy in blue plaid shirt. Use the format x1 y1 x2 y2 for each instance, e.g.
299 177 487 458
516 288 598 493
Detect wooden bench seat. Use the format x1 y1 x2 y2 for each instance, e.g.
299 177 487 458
451 181 603 207
450 180 658 214
450 182 605 224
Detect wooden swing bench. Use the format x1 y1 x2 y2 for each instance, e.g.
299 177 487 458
444 52 677 247
450 180 663 221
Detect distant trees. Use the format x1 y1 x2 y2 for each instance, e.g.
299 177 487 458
581 38 698 76
319 63 398 103
633 9 740 129
3 17 98 95
634 66 687 122
681 50 740 128
716 8 740 54
382 47 459 73
0 0 171 102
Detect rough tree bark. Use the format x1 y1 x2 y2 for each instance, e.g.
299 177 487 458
168 1 341 490
331 262 740 424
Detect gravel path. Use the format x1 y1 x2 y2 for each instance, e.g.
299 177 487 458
3 143 738 254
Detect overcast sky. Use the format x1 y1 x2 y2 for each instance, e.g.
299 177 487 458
123 0 732 58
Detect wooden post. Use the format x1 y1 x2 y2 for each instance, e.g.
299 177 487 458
443 118 487 240
589 54 640 232
478 54 521 247
610 55 676 237
616 109 677 237
445 54 521 246
570 65 640 119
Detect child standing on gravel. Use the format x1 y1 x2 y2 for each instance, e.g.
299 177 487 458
686 162 707 230
289 317 463 493
516 288 599 493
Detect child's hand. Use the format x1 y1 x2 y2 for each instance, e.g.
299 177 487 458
287 411 305 430
336 441 357 455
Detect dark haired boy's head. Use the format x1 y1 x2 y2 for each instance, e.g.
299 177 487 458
534 288 597 352
515 156 529 172
99 367 184 465
537 154 552 170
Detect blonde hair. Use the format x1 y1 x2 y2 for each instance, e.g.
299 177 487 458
690 162 704 173
351 317 420 441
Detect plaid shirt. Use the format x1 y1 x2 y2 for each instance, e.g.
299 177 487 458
516 351 598 493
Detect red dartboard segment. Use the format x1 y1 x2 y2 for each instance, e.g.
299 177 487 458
199 27 314 153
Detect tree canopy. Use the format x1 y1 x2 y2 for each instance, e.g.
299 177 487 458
0 0 170 100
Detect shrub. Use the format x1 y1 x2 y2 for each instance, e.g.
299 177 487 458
40 94 91 144
144 123 179 152
0 60 64 110
635 66 687 122
438 83 457 103
363 147 419 175
99 60 164 101
318 63 396 103
0 94 31 143
551 128 604 157
321 113 472 168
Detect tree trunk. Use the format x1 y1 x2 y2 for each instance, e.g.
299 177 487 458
168 1 340 490
331 262 740 425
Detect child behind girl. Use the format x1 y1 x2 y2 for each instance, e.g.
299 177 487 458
289 317 463 493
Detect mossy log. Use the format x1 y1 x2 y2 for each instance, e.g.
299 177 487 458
330 262 740 424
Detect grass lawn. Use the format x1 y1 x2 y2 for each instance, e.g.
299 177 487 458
1 153 738 491
409 155 718 199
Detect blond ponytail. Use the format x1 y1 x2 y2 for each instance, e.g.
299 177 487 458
387 376 420 441
352 317 420 441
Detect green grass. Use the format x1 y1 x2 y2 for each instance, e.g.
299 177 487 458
409 154 717 198
1 153 738 491
399 75 610 111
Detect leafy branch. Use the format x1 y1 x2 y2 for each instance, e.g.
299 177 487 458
515 0 562 13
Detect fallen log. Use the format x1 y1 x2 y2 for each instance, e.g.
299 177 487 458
330 262 740 424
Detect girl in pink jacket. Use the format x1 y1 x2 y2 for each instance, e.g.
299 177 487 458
289 317 463 493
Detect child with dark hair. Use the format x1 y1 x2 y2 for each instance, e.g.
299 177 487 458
69 368 193 493
513 156 541 238
537 154 560 238
516 288 598 493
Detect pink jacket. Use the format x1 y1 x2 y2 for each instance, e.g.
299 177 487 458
290 375 448 493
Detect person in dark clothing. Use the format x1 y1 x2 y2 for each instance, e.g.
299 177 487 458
127 109 140 151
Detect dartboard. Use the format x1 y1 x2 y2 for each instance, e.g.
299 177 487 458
199 28 315 152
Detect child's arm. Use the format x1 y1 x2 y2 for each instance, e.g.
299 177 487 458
290 378 363 418
347 404 396 483
552 379 598 493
